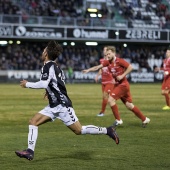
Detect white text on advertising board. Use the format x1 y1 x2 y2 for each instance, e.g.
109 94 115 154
15 26 62 38
73 28 108 38
130 72 154 82
8 71 40 79
126 30 160 39
0 26 12 36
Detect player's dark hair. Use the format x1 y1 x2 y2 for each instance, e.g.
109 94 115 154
46 41 63 60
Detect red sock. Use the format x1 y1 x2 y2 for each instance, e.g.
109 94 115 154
164 94 170 106
101 99 108 113
111 105 121 120
131 106 145 121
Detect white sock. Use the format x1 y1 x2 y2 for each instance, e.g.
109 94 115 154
28 125 38 151
81 125 107 135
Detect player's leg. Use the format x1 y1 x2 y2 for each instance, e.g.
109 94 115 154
97 84 107 116
98 83 114 116
121 90 150 127
161 89 170 110
161 80 170 110
15 106 53 160
124 101 150 127
58 106 119 144
68 121 119 144
98 91 109 116
108 85 127 125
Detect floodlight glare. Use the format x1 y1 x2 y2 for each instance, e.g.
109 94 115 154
87 8 98 12
85 42 98 46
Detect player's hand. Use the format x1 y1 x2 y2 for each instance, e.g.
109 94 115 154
20 79 28 88
43 92 48 100
116 75 124 81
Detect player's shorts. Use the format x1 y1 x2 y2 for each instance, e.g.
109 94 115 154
162 77 170 90
109 84 132 103
39 104 78 126
102 83 114 93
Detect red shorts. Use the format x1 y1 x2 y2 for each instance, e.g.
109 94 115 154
162 77 170 90
101 83 114 94
109 84 132 104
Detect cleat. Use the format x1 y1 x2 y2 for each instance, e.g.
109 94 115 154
142 117 150 128
113 119 123 127
97 112 104 117
106 126 119 144
15 149 34 161
162 105 170 110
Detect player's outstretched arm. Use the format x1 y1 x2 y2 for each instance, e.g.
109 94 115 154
20 80 49 89
82 64 103 73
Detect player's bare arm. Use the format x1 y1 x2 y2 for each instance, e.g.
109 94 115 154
117 64 133 81
82 64 103 73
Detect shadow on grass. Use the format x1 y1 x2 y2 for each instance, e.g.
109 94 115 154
64 151 93 160
35 150 94 162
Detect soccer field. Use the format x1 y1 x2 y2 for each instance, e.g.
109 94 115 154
0 83 170 170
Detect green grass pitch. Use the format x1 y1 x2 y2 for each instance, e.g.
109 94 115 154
0 83 170 170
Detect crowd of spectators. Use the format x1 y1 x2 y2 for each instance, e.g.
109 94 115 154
0 0 83 17
112 0 170 29
0 41 167 72
0 0 109 26
0 0 170 28
0 42 100 71
0 1 169 73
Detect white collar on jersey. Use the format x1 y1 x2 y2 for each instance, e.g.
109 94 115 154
44 60 54 65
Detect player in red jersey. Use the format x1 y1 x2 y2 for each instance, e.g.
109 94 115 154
155 46 170 110
83 46 150 127
95 46 115 116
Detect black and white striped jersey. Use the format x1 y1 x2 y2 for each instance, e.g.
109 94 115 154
26 61 72 108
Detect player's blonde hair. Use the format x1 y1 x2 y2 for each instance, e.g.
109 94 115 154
106 46 116 53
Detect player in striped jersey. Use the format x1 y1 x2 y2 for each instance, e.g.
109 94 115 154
15 41 119 161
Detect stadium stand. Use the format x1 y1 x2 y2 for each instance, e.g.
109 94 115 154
1 0 169 28
112 0 170 29
0 0 169 72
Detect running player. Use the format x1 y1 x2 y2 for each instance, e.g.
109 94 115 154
95 46 115 116
83 46 150 127
155 46 170 110
15 41 119 161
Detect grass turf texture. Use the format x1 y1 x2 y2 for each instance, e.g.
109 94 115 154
0 83 170 170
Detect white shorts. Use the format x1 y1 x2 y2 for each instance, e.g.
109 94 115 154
39 104 78 126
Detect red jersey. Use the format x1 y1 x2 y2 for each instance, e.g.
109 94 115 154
163 57 170 78
101 57 130 85
100 59 114 84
